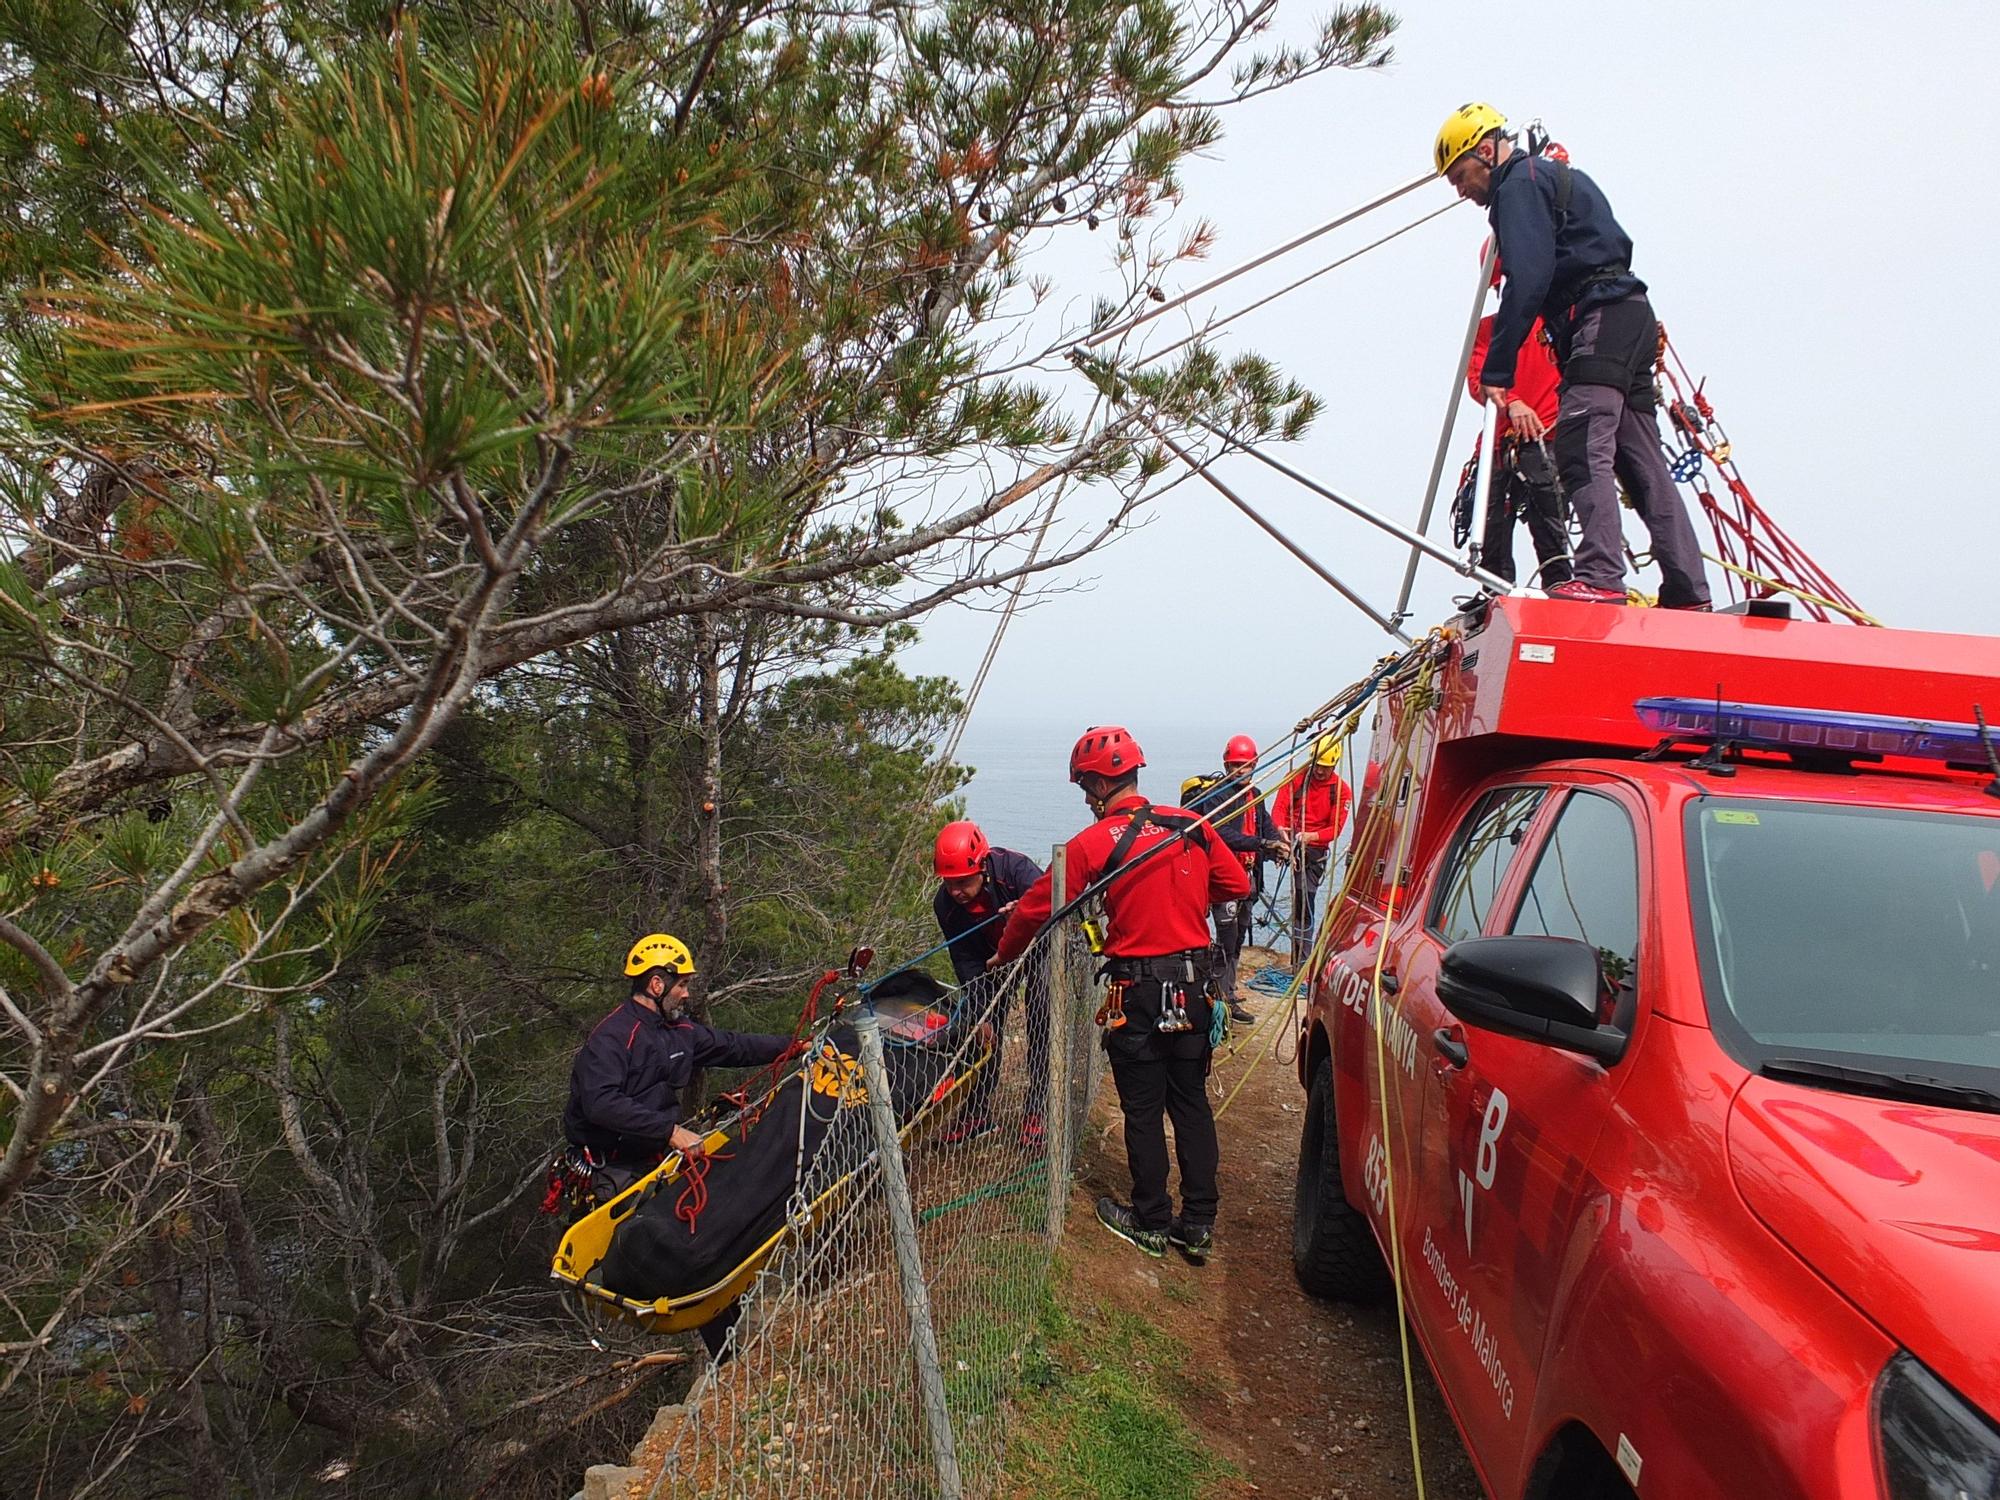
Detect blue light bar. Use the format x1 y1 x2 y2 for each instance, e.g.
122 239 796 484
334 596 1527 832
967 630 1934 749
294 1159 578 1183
1634 697 1998 764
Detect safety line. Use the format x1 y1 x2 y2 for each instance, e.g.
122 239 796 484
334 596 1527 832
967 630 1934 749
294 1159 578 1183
1700 557 1881 626
861 475 1073 945
1367 657 1438 1500
1135 200 1463 370
1210 638 1443 1110
1077 171 1436 350
868 713 1358 996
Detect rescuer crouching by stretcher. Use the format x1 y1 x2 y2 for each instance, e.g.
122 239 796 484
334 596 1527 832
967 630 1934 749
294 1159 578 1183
562 932 797 1206
932 821 1050 1149
992 727 1251 1263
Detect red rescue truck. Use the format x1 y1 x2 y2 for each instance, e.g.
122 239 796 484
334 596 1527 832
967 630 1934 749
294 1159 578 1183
1292 596 2000 1500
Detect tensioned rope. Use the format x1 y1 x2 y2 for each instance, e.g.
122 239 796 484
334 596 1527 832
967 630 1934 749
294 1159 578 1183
1079 171 1436 350
1133 200 1463 370
858 472 1075 946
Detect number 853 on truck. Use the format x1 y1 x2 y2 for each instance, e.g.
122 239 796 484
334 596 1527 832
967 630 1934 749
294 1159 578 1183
1292 595 2000 1500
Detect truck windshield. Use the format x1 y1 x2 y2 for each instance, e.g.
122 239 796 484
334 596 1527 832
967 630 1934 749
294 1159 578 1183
1686 799 2000 1091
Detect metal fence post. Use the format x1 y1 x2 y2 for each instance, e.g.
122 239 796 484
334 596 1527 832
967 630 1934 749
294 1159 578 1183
852 1006 964 1500
1043 845 1072 1240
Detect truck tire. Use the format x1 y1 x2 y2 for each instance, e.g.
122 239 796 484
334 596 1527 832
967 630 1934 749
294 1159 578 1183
1292 1053 1390 1301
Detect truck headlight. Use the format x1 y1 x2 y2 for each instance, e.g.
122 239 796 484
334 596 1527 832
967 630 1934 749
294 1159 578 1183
1876 1353 2000 1499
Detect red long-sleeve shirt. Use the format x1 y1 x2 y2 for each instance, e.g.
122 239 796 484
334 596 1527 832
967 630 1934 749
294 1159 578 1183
994 793 1251 963
1467 314 1561 439
1271 769 1352 846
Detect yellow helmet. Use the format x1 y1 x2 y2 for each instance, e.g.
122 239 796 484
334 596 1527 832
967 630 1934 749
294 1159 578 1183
1313 733 1344 770
624 932 695 979
1434 102 1507 175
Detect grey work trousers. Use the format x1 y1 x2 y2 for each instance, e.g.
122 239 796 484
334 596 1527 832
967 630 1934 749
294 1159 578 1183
1554 296 1710 605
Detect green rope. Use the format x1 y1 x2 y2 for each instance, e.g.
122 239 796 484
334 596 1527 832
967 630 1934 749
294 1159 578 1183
917 1157 1050 1224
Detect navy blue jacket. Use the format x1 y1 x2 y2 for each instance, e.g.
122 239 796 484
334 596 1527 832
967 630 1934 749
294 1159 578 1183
1482 151 1645 389
1186 772 1277 893
563 999 790 1160
933 847 1044 983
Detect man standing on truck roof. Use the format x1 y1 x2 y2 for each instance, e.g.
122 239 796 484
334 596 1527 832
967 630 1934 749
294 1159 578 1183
1464 244 1573 589
931 820 1050 1149
993 727 1251 1264
1272 733 1354 959
1437 103 1710 611
563 933 796 1205
1183 734 1288 1025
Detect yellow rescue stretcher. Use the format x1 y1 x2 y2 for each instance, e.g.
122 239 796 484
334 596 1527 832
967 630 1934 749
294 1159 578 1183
550 1018 990 1334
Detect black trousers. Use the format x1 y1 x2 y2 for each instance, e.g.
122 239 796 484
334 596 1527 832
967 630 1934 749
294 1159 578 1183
1105 1003 1218 1230
1211 892 1254 999
960 964 1050 1120
1479 439 1573 587
587 1156 657 1205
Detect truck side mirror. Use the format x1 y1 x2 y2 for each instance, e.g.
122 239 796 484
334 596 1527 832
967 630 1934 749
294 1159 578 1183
1436 936 1630 1064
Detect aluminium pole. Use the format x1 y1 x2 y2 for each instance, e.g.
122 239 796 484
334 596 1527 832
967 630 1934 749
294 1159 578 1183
1177 413 1519 596
1147 424 1412 644
1392 245 1497 624
1463 396 1502 573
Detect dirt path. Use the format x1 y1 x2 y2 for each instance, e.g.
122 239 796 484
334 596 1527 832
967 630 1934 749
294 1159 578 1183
1053 953 1485 1500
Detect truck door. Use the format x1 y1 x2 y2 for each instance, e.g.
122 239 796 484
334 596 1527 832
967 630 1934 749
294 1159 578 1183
1388 786 1547 1394
1419 785 1646 1485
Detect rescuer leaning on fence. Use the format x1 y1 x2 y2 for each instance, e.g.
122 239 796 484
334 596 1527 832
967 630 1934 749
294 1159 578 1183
993 727 1251 1263
562 932 798 1205
931 821 1052 1149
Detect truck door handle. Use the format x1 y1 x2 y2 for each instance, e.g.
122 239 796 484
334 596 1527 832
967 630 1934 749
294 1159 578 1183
1432 1027 1469 1069
1377 971 1400 994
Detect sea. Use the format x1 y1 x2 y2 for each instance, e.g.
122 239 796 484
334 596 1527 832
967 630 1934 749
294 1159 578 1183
948 718 1309 946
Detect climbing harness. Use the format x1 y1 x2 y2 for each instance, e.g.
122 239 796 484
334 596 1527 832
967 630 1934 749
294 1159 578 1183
540 1146 597 1217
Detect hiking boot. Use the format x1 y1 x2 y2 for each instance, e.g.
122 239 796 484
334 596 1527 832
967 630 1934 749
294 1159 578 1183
1546 579 1628 605
1229 1001 1255 1024
942 1114 995 1146
1095 1197 1167 1258
1660 598 1713 611
1019 1112 1046 1153
1169 1218 1215 1265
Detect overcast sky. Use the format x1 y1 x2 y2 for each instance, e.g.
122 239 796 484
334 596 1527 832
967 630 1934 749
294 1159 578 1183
903 0 1996 756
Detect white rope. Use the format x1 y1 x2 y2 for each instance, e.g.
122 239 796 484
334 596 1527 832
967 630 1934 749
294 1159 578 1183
1077 171 1437 350
1136 199 1462 369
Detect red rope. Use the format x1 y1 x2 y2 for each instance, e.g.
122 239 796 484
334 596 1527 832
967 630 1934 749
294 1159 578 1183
1654 332 1871 622
673 1146 735 1237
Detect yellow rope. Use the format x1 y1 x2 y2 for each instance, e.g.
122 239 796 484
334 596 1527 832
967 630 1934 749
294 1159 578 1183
1203 639 1445 1500
1699 553 1882 626
1367 655 1437 1500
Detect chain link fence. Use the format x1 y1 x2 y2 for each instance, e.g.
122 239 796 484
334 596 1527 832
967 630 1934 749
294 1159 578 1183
625 853 1102 1500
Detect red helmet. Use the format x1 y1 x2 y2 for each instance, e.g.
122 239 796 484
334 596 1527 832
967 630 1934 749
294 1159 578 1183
933 821 990 880
1223 734 1258 767
1069 726 1145 783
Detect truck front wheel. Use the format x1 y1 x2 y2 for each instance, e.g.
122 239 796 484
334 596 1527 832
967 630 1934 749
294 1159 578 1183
1291 1053 1390 1301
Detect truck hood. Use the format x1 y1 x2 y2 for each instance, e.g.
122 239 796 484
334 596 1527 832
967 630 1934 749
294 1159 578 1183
1728 1076 2000 1417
